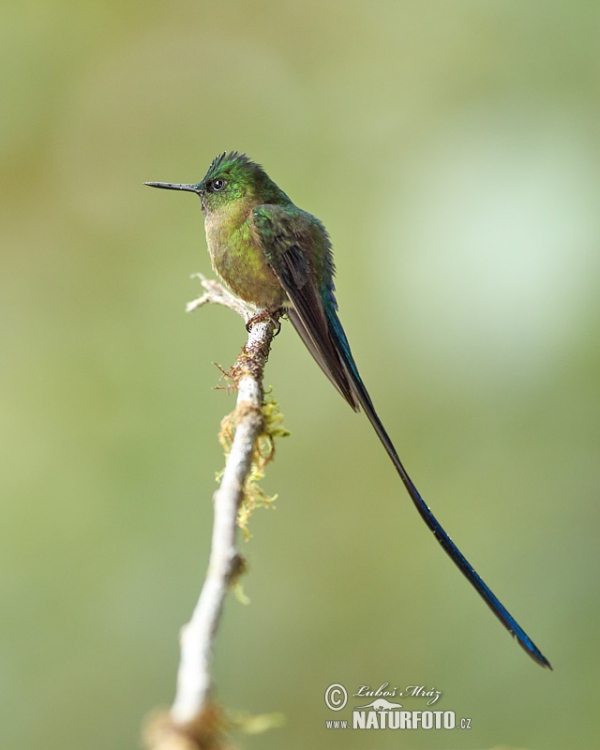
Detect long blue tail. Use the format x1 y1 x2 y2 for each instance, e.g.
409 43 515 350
326 309 551 669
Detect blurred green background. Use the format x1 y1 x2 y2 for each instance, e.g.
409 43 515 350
2 1 599 748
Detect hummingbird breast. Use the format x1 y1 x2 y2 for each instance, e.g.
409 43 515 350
204 207 287 310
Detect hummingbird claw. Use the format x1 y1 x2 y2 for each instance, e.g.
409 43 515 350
246 309 284 335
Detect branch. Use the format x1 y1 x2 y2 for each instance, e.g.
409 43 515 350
185 273 257 322
144 276 281 750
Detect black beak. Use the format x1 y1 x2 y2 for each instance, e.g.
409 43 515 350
144 182 200 193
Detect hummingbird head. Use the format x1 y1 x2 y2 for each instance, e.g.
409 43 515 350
145 151 290 214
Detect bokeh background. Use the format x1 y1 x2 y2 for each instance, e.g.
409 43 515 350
3 2 599 748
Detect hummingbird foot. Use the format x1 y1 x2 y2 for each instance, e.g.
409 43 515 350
246 308 285 336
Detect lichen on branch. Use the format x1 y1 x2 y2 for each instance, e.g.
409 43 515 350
218 390 290 539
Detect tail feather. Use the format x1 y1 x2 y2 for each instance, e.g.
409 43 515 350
324 308 551 669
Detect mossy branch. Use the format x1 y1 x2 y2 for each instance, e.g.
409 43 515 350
144 275 285 750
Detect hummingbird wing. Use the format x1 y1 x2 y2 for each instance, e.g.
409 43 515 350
252 204 359 410
252 203 551 669
286 306 360 409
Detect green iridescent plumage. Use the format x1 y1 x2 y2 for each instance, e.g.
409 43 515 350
146 152 551 669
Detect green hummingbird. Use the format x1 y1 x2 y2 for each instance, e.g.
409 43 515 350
146 151 551 669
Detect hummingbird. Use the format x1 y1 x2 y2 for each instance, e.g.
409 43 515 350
146 151 551 669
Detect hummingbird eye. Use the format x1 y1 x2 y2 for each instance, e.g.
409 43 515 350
209 178 227 193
